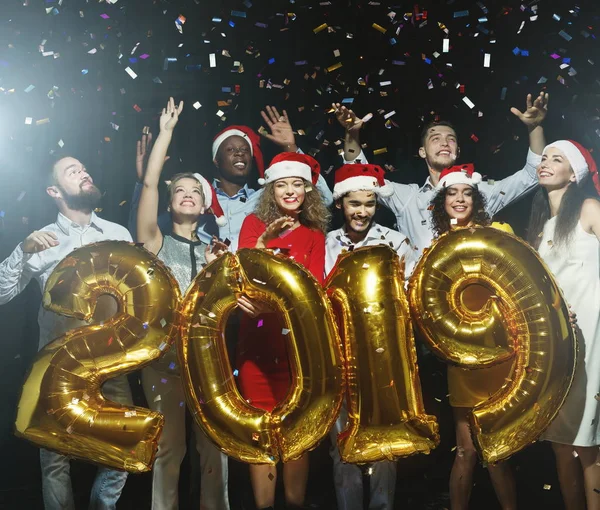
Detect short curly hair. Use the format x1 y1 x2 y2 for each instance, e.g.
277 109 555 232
430 186 490 236
254 180 331 233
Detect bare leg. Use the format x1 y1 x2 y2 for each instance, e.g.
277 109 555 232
575 445 600 510
487 461 517 510
249 464 277 509
283 455 309 507
449 407 478 510
552 442 586 510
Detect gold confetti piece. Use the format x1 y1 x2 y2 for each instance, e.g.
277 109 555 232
36 118 50 125
543 484 552 490
119 200 127 206
375 347 384 353
327 62 343 72
373 147 387 155
372 23 387 33
313 23 328 34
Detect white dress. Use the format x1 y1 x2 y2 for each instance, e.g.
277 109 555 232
539 217 600 446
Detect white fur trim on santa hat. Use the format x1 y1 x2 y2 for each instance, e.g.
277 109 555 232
259 160 312 186
544 141 588 183
193 173 213 209
438 171 482 189
332 175 394 199
211 129 252 161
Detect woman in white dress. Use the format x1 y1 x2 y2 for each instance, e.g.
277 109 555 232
527 140 600 510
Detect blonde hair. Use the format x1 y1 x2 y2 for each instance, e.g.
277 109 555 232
254 180 330 233
167 173 206 204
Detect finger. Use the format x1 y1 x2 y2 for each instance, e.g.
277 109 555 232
137 140 142 157
265 105 279 124
525 93 532 110
237 301 254 316
260 110 274 127
270 106 282 121
35 237 50 251
147 132 153 145
282 110 290 123
162 108 166 116
509 107 523 119
177 100 184 114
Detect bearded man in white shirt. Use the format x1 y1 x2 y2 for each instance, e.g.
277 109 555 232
0 155 134 510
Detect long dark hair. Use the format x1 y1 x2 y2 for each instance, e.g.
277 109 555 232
527 174 598 250
430 186 490 236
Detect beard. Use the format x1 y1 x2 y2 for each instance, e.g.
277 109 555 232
58 182 102 211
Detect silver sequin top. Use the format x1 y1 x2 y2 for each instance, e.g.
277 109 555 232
154 233 207 375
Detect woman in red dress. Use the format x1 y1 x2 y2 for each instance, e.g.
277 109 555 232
236 152 330 510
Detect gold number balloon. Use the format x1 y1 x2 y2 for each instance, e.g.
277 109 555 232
14 241 181 473
325 245 440 463
179 249 344 464
408 226 577 463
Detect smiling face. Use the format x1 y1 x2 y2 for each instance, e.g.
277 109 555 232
169 177 205 219
444 183 474 226
337 190 377 238
538 147 576 191
48 157 102 211
419 125 459 173
214 135 253 185
273 177 306 215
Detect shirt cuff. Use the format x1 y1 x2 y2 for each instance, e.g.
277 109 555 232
342 149 368 164
526 148 542 165
6 243 31 272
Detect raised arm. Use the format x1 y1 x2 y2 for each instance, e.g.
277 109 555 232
128 128 152 237
483 92 549 215
137 97 183 255
333 103 369 163
510 91 548 156
260 106 298 153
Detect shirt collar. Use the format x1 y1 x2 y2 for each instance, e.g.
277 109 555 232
56 211 104 235
421 176 435 192
339 222 384 246
213 179 256 199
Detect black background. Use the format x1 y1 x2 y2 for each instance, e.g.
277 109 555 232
0 0 598 508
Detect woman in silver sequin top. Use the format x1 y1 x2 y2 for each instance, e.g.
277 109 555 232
137 97 229 510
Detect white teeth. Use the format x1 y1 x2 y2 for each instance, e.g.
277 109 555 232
234 162 245 168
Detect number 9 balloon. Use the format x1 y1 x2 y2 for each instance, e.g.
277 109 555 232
408 226 577 463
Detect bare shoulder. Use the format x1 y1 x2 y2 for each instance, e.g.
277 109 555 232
580 198 600 234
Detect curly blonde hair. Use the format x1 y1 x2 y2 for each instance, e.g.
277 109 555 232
254 180 330 233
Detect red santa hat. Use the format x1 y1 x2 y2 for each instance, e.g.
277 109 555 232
258 152 321 186
436 163 482 189
543 140 600 193
332 164 393 199
211 125 265 175
192 173 227 226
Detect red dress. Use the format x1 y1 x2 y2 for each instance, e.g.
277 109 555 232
236 213 325 411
